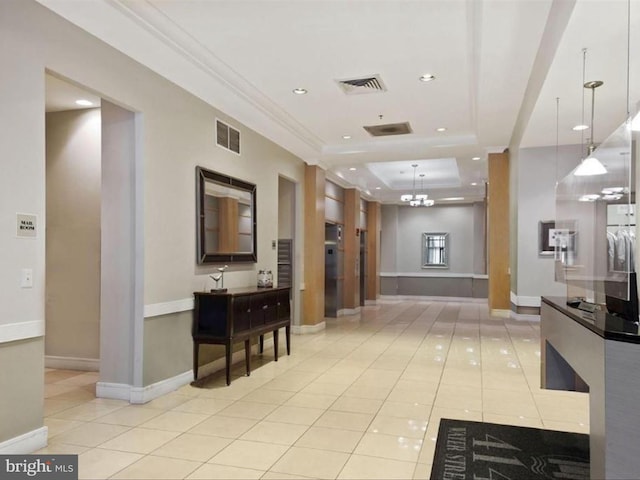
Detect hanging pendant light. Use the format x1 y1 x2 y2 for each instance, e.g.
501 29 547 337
400 165 433 206
574 80 607 176
401 164 419 203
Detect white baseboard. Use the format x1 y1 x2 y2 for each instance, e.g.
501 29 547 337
0 320 44 344
0 426 48 454
45 355 99 372
364 299 378 306
490 309 511 318
291 322 326 334
510 291 541 307
96 347 259 404
337 307 360 316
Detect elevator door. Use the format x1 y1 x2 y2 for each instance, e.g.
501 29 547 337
360 231 367 306
325 223 343 317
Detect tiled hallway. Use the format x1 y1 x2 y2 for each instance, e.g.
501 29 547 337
39 298 589 479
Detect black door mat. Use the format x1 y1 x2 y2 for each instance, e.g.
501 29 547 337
430 418 589 480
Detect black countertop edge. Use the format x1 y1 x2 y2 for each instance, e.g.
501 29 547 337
542 296 640 344
194 285 289 296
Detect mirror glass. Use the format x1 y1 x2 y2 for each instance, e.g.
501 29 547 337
422 232 449 268
196 166 257 264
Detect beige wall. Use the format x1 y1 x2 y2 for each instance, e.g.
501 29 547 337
0 338 44 444
45 108 101 361
0 0 306 445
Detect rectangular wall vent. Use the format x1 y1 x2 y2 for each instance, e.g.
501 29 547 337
216 119 240 155
363 122 412 137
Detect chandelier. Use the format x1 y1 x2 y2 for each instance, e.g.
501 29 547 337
400 164 434 206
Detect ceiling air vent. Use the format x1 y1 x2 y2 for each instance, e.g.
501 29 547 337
363 122 413 137
336 74 387 95
216 119 240 155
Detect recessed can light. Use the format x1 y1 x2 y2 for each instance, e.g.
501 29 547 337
436 127 447 132
75 99 93 106
342 135 352 140
375 187 381 190
471 182 478 186
419 74 436 82
472 156 480 161
292 88 307 95
349 167 357 171
572 124 589 131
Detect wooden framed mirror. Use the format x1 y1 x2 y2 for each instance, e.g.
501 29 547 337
196 166 257 264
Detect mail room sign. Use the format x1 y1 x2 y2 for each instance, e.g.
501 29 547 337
16 214 37 238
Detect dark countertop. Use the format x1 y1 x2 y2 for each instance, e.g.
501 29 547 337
542 296 640 344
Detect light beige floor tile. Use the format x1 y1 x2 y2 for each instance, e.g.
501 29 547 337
482 371 530 391
265 405 325 425
261 471 316 479
241 388 296 405
413 462 432 480
295 426 363 453
51 402 123 422
314 411 374 432
94 405 164 427
56 372 99 386
217 400 278 420
354 432 422 462
368 415 428 439
285 392 338 409
140 411 209 432
44 398 83 416
78 448 142 480
34 442 90 455
45 418 85 438
271 446 350 479
99 427 180 453
377 401 432 421
45 384 79 399
337 454 416 480
433 385 482 411
187 463 264 479
146 392 193 410
209 439 289 470
483 413 543 428
188 415 258 438
533 393 589 423
111 455 201 479
482 389 539 418
152 433 232 462
198 385 260 400
542 419 589 434
241 421 308 445
386 388 436 405
330 396 382 415
342 384 392 400
55 423 130 448
300 381 349 396
172 397 235 415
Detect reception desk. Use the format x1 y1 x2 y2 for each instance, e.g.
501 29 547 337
541 297 640 479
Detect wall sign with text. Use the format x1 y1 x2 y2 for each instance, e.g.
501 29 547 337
16 213 37 238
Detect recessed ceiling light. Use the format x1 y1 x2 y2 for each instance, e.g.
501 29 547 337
292 88 307 95
349 167 357 171
472 156 481 161
375 187 381 190
436 127 447 132
471 182 478 186
419 74 436 82
572 124 589 131
342 135 352 140
75 99 93 106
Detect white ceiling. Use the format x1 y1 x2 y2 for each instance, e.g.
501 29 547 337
36 0 640 205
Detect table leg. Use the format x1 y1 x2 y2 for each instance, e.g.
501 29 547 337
274 329 279 361
286 325 291 355
259 335 264 354
225 341 232 386
193 342 199 380
245 339 251 376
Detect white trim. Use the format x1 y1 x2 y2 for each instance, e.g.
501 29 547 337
510 291 541 307
144 298 193 318
380 272 487 279
364 299 378 306
96 347 260 404
0 427 48 454
378 295 487 304
510 310 541 322
491 309 511 318
45 356 99 372
0 320 44 344
291 322 326 334
97 370 193 404
338 307 360 316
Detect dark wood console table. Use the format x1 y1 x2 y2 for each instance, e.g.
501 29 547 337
192 286 291 385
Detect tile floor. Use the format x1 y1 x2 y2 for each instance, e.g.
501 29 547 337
39 298 589 479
